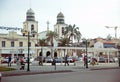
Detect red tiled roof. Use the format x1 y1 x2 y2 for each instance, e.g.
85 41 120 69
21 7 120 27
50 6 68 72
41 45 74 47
103 42 115 44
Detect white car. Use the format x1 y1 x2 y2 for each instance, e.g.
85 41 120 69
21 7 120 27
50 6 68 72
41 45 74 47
1 57 8 63
67 57 74 63
1 57 14 63
24 57 34 63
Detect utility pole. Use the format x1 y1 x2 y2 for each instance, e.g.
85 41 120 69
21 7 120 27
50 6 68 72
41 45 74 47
105 26 120 38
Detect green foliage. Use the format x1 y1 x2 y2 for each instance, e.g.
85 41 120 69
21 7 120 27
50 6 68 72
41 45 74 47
0 66 16 71
58 37 69 46
64 24 82 43
39 39 46 46
46 31 58 46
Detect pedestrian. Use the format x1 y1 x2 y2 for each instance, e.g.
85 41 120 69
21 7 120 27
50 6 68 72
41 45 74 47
90 58 96 66
16 57 20 70
38 55 42 66
52 58 56 66
20 57 25 70
84 55 87 66
64 54 69 66
8 56 12 67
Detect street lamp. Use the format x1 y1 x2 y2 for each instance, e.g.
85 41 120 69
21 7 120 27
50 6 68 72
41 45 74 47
118 51 120 67
82 39 88 68
85 40 88 68
21 29 36 71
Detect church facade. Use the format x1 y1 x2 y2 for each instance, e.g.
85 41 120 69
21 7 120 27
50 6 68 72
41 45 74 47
0 8 38 59
0 8 119 62
0 8 70 59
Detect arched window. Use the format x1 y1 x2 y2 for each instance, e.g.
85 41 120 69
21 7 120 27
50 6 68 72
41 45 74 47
31 24 34 31
62 27 64 35
46 51 51 57
54 52 57 57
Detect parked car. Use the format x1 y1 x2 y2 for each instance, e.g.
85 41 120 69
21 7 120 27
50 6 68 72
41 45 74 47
63 57 75 63
98 57 105 63
1 57 8 63
1 57 14 63
67 57 74 63
54 57 64 63
114 57 118 63
75 57 84 61
72 57 81 61
45 56 53 63
98 57 115 63
24 57 34 63
105 57 115 63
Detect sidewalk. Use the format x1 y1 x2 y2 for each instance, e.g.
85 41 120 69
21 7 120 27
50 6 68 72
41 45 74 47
1 62 120 77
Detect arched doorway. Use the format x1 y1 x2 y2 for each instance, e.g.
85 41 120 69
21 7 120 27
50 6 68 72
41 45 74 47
46 51 51 57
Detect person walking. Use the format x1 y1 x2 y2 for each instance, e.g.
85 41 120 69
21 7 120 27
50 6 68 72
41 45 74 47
38 55 42 66
64 54 69 66
16 57 20 70
84 55 87 66
20 57 25 70
8 56 12 67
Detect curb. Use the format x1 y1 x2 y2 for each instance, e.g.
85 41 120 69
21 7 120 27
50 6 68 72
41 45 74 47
2 70 73 77
90 67 120 70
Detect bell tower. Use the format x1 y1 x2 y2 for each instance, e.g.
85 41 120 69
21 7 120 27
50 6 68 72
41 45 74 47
22 8 38 38
54 12 68 39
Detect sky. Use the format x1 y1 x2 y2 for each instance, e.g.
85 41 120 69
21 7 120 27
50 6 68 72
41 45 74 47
0 0 120 39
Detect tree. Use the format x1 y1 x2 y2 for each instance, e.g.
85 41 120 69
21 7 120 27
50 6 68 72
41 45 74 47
46 31 58 58
38 39 47 46
64 24 82 44
106 34 112 40
46 31 58 46
58 37 69 57
76 31 82 43
58 37 69 46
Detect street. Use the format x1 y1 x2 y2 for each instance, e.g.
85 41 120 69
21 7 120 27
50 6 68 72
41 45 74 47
2 69 120 82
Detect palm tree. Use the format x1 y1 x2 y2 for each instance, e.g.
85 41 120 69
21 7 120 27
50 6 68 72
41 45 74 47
63 24 81 57
46 31 58 58
76 31 82 43
64 24 82 44
46 31 58 46
38 39 47 46
58 37 69 46
37 38 47 65
106 34 112 40
58 37 70 57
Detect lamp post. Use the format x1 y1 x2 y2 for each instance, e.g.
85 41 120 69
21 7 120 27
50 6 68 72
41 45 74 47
21 29 36 71
27 31 30 71
85 40 88 68
118 51 120 67
83 39 88 68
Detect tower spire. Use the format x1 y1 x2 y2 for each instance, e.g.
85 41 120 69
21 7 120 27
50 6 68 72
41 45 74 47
47 21 49 32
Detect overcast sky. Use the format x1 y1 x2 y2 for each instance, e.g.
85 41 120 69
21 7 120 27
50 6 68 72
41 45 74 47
0 0 120 39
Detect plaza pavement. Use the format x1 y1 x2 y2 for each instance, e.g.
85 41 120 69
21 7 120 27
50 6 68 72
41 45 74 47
0 61 120 77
